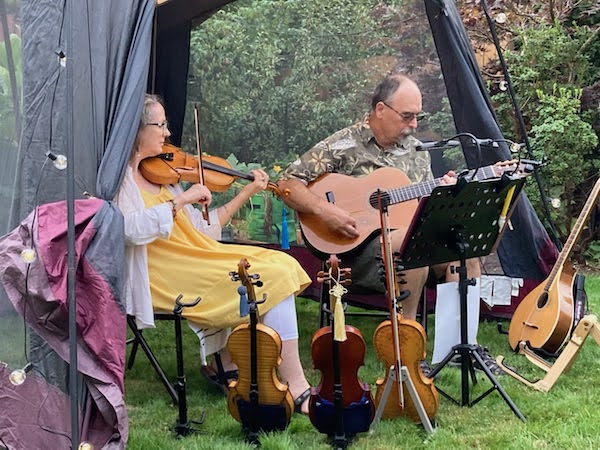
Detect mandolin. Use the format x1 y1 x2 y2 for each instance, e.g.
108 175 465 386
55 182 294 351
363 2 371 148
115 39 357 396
226 258 294 435
508 178 600 353
298 161 532 256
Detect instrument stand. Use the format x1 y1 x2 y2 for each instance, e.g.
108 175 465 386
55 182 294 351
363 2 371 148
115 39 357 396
370 365 435 434
243 291 268 446
321 302 351 450
497 314 600 392
172 295 206 437
400 176 526 422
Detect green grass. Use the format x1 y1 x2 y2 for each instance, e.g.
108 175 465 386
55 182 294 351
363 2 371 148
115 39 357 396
125 277 600 449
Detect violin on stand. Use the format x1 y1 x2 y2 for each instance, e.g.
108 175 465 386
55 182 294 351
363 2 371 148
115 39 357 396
371 191 438 433
227 258 294 444
309 255 375 448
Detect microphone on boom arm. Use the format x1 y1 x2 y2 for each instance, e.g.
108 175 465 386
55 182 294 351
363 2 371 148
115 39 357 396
415 138 499 152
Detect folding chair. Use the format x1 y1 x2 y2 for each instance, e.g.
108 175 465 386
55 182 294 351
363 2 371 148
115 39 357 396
126 313 181 405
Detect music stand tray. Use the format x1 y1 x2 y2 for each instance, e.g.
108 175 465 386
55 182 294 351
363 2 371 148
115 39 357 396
399 175 526 421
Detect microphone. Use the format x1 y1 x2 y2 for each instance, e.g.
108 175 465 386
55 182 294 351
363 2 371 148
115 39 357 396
415 137 500 151
415 139 460 151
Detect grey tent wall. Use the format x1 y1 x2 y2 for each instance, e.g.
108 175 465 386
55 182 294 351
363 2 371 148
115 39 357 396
425 0 557 280
8 0 153 424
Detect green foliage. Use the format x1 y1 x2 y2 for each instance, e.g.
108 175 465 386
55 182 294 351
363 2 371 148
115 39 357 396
0 33 21 142
187 0 399 166
491 22 599 249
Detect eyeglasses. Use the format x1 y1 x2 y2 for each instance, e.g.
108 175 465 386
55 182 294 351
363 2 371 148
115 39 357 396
381 102 425 123
146 121 169 131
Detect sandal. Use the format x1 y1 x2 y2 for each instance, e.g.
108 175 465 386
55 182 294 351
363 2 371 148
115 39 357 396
200 365 237 395
294 388 312 415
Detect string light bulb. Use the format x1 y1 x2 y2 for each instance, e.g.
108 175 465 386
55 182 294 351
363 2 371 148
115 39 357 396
509 142 521 153
9 362 33 386
20 248 37 264
550 198 561 208
45 151 68 170
78 442 94 450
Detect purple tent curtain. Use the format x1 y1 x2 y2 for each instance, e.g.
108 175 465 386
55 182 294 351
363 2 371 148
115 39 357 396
0 199 127 449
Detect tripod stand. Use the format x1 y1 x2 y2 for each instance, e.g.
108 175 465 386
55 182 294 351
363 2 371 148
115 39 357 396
399 175 526 421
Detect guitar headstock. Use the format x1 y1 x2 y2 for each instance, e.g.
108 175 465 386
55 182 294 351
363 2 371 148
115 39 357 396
492 159 537 178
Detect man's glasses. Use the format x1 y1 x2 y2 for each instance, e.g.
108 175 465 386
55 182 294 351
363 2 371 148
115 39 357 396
146 121 169 131
381 102 425 123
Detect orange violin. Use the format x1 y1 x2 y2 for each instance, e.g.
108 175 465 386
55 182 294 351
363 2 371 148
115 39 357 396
372 192 438 424
139 143 285 196
226 258 294 438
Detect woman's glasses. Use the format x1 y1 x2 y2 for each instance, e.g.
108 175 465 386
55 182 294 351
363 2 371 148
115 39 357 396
146 121 169 131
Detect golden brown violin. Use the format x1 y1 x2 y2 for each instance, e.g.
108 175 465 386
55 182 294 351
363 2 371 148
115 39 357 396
372 194 438 423
139 143 285 196
308 255 375 435
226 258 294 433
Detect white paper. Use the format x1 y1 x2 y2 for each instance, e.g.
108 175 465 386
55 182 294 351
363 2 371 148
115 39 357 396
480 275 523 307
432 279 480 364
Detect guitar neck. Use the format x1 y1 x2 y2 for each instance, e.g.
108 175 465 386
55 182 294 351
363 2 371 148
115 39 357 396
387 165 497 205
543 178 600 293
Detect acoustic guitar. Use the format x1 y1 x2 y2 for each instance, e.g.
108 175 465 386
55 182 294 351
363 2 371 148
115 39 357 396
298 161 531 256
508 178 600 353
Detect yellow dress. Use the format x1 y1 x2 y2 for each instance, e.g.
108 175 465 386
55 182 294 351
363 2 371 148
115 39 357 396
140 187 311 329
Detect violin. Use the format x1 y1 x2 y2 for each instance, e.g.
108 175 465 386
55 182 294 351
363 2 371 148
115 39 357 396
372 192 438 423
226 258 294 436
309 255 375 437
139 143 286 196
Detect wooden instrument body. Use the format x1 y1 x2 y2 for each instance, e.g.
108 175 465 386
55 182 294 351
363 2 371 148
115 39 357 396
508 260 575 353
298 162 528 256
373 316 439 422
508 178 600 354
309 324 375 409
226 323 295 422
226 258 293 427
298 168 417 256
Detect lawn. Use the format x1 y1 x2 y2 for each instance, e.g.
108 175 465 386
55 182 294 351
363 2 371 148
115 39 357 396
125 276 600 449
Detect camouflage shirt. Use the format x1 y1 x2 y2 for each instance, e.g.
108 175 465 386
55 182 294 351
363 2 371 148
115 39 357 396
280 116 433 185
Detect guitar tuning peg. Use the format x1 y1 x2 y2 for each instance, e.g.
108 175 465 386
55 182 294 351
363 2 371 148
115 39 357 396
254 280 264 287
251 274 261 280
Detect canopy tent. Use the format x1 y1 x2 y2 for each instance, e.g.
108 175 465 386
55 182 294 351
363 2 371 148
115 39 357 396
0 0 557 448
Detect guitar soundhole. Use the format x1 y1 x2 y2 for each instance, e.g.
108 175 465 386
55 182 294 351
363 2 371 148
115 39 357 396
536 292 549 309
369 191 391 209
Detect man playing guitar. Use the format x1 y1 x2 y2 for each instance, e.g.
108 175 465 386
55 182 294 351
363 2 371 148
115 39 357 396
278 74 500 375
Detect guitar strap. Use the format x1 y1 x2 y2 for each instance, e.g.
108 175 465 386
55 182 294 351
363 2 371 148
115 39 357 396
572 273 587 328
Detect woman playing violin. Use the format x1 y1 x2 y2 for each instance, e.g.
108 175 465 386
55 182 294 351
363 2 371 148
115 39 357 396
115 94 312 413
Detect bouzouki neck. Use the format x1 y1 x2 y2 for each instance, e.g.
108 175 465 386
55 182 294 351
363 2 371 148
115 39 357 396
542 178 600 293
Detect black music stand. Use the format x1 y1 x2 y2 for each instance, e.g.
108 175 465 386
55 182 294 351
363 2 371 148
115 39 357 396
399 174 526 421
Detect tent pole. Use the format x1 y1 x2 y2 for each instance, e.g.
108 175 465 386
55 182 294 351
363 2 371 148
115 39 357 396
66 0 80 447
479 0 561 248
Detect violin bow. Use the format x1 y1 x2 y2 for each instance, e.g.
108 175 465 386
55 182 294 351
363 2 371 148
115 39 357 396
377 190 405 408
193 103 210 225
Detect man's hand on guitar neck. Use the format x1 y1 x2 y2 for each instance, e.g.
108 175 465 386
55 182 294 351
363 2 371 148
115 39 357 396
278 178 359 239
